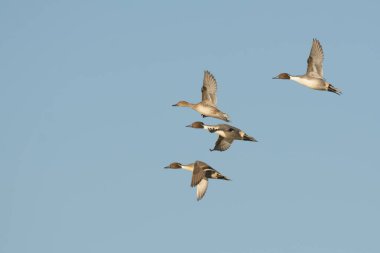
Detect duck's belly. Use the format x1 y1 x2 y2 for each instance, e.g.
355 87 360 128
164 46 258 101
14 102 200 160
194 104 216 116
290 76 325 90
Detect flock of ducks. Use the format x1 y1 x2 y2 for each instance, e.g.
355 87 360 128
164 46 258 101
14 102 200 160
165 38 342 200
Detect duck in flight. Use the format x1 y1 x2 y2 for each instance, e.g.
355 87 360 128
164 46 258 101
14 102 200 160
186 121 257 152
164 161 230 201
172 71 230 122
273 38 342 95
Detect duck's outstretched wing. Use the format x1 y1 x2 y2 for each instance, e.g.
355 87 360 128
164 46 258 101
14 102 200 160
196 178 208 201
191 161 206 187
191 161 210 201
306 38 324 79
201 70 217 106
211 136 234 152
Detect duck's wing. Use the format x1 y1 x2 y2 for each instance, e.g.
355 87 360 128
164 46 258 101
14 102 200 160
212 136 234 151
201 70 217 106
196 178 208 201
306 38 324 79
191 161 206 187
191 161 209 201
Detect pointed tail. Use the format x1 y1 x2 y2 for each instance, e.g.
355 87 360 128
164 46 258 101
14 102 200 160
243 134 258 142
218 175 230 181
328 84 342 95
222 113 230 122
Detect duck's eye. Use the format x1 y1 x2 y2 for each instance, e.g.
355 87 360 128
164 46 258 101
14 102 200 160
228 128 234 132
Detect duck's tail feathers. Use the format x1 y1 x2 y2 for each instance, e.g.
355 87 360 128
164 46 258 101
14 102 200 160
217 175 230 181
327 84 342 95
243 135 258 142
222 113 230 122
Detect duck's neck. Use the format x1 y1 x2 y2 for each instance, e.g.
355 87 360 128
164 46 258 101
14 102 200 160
289 75 305 84
181 164 194 171
183 101 195 108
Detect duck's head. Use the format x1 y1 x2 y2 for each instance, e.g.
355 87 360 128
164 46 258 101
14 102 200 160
172 101 191 107
186 121 204 129
273 73 290 79
164 162 182 169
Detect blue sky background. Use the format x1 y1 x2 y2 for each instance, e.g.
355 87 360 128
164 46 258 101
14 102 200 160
1 1 380 252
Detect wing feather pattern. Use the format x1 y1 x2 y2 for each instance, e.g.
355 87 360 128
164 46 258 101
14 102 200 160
201 71 218 106
306 38 324 78
213 136 233 151
196 179 208 201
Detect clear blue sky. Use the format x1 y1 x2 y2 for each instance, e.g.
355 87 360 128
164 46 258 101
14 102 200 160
1 1 379 252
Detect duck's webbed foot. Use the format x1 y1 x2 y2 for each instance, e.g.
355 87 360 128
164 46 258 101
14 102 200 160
208 128 217 133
